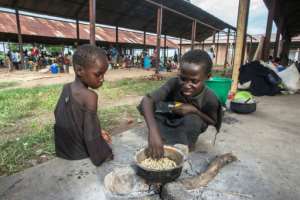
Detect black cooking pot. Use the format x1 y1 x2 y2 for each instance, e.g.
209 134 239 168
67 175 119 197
230 101 256 114
134 146 184 184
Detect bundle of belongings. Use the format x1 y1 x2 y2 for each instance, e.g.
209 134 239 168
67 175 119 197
262 61 300 94
238 61 283 96
238 61 300 96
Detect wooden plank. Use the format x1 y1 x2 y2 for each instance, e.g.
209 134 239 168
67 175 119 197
231 0 250 94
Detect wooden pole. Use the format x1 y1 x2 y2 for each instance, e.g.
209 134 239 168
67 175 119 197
281 33 290 66
155 6 163 74
263 0 276 61
273 19 283 58
16 9 24 70
89 0 96 45
216 32 219 65
179 37 182 63
76 18 80 46
231 0 250 94
164 34 167 65
273 28 280 58
224 28 230 67
143 31 146 51
212 31 216 64
191 20 197 50
249 36 253 61
231 31 237 66
116 26 119 44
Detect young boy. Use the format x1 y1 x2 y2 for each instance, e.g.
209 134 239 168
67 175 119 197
139 50 222 158
54 44 113 166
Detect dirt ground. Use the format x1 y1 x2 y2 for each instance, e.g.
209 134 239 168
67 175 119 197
1 94 300 200
0 68 159 89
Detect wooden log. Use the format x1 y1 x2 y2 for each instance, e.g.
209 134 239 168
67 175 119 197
180 153 237 190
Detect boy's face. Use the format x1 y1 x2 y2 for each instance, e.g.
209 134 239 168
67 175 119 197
77 58 108 89
179 62 209 97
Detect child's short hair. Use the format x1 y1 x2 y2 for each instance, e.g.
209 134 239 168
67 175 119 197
181 49 212 75
73 44 107 69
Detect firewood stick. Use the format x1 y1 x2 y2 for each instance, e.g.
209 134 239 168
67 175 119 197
180 153 237 190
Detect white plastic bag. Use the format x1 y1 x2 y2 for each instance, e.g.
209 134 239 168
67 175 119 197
278 64 300 93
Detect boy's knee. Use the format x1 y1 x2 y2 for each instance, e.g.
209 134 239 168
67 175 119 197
183 113 201 123
183 114 207 129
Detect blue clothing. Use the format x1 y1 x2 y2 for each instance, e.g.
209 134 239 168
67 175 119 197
277 65 285 72
143 55 151 69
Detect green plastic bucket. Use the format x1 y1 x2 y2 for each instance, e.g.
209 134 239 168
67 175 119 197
205 77 232 105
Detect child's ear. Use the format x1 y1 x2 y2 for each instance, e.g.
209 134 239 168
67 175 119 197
75 65 84 77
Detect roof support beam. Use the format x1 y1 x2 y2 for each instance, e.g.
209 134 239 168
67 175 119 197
249 35 253 60
116 26 119 44
216 31 220 64
155 6 163 74
179 37 182 62
164 34 167 65
263 0 276 61
143 31 146 51
15 9 24 70
231 0 250 94
191 19 197 50
274 18 283 58
76 18 80 46
89 0 96 45
280 34 291 66
224 28 230 67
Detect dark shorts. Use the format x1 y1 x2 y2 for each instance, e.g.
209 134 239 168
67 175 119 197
155 113 208 147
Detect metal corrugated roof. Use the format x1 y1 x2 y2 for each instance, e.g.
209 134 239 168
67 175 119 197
0 12 178 48
0 0 234 42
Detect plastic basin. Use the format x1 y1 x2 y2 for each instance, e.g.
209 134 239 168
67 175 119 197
205 77 232 105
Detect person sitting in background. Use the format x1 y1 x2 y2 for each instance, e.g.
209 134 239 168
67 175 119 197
272 57 286 72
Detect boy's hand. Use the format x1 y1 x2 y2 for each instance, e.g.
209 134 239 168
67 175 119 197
172 104 197 116
101 130 112 144
147 129 164 159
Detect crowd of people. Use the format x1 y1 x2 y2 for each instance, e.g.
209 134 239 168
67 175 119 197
3 46 73 73
1 44 180 73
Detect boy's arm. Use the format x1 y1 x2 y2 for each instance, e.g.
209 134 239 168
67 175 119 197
173 104 216 125
140 78 178 158
142 96 164 159
83 91 113 166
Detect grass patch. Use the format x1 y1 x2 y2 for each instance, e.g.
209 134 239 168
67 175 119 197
0 123 54 175
0 104 141 176
0 85 61 129
100 78 164 99
0 78 164 129
0 81 19 89
0 77 164 175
